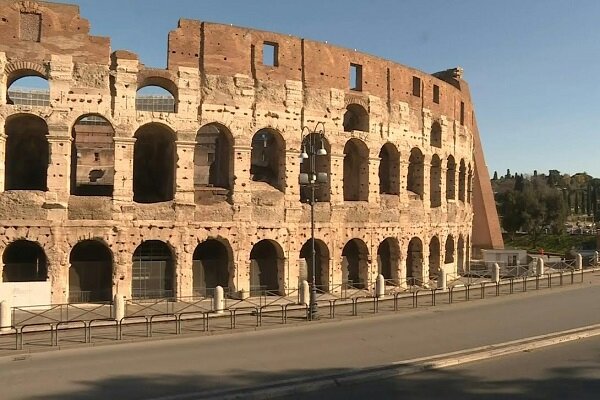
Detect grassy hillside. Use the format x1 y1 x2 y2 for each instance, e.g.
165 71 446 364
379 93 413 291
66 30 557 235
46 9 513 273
503 233 597 255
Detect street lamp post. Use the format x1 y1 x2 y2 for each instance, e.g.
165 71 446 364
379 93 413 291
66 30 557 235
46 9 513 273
299 122 327 321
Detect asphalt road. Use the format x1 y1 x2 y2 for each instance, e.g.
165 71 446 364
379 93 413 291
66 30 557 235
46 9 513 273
1 278 600 399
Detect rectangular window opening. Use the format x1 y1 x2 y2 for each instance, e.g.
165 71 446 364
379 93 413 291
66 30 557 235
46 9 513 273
94 152 100 162
433 85 440 104
350 63 362 91
207 153 215 163
460 101 465 125
262 42 278 67
412 76 421 97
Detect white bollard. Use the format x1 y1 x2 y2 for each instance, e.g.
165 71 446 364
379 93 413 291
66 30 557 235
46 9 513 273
595 251 599 266
438 272 447 290
0 300 12 333
492 263 500 283
536 257 545 276
376 274 385 298
300 280 310 306
113 294 125 321
576 253 583 270
213 286 224 314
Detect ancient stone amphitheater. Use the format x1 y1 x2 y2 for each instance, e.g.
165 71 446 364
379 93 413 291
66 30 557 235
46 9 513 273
0 0 502 304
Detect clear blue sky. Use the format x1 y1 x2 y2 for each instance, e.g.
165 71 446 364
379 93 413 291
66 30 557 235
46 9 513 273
57 0 600 178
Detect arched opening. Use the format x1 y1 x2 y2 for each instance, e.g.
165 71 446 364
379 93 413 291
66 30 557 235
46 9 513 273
467 164 473 204
136 84 176 113
299 239 330 290
430 154 442 207
430 121 442 148
343 138 369 201
69 240 112 302
5 114 49 190
406 237 423 286
407 148 424 198
379 143 400 195
457 235 465 275
458 160 466 202
342 239 369 289
343 103 369 132
70 115 115 196
446 156 456 200
428 236 441 281
299 133 331 203
7 75 49 106
194 123 233 202
192 239 231 296
2 240 47 282
132 241 174 299
250 128 286 191
133 123 176 203
249 240 284 295
377 238 399 281
444 235 455 264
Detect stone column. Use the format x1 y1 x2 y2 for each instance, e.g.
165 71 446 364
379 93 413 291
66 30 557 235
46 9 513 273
0 52 7 107
114 248 133 300
46 125 72 212
399 158 409 204
329 154 344 204
368 156 380 205
231 145 252 220
47 245 69 304
176 247 193 298
0 126 5 192
422 159 431 209
174 139 196 205
285 149 301 203
113 137 136 203
440 165 447 212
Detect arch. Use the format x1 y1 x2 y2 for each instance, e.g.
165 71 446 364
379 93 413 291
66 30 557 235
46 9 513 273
446 156 456 200
428 236 441 281
2 240 47 282
407 147 424 198
250 128 286 191
5 61 47 87
70 114 115 196
457 235 466 275
69 240 113 302
299 133 331 203
6 75 50 106
377 237 400 281
249 239 284 295
195 123 233 201
4 113 49 191
430 121 442 148
406 237 423 286
458 159 466 202
136 76 177 113
467 164 473 204
444 235 455 264
342 238 370 289
379 143 400 195
299 239 330 289
133 123 176 203
343 138 369 201
430 154 442 207
192 239 232 296
343 103 369 132
132 240 174 299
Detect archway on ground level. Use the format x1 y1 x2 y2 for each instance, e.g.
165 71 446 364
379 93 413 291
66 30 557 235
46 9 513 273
406 237 423 285
458 159 466 202
407 148 424 198
343 103 369 132
69 240 112 302
250 129 286 191
132 241 174 299
457 235 465 274
343 139 369 201
429 236 441 280
299 133 331 203
342 239 369 289
5 114 49 191
377 238 400 281
194 123 233 198
133 124 176 203
192 239 231 296
444 235 455 264
299 239 330 289
379 143 400 195
2 240 47 282
430 154 442 207
249 240 284 295
446 156 456 200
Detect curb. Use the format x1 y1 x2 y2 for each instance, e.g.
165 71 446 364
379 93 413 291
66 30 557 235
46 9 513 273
148 323 600 400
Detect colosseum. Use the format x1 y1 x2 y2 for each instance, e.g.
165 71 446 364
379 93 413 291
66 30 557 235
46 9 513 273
0 0 502 305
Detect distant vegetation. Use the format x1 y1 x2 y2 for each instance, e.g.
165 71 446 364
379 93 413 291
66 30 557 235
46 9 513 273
503 233 596 255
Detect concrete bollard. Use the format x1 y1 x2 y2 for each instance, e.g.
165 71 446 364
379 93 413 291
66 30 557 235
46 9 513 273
536 257 545 276
376 274 385 298
576 253 583 270
213 286 224 314
438 272 447 290
595 251 599 266
492 263 500 283
113 294 125 321
0 300 12 333
300 280 310 306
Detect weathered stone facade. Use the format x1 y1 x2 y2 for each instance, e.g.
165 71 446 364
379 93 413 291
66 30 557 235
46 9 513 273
0 0 500 304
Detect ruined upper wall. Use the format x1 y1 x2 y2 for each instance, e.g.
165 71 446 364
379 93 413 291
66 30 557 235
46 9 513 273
0 0 110 64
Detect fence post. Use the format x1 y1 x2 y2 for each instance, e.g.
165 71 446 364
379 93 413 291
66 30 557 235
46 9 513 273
113 295 125 321
300 280 310 306
0 300 12 333
536 257 544 276
492 263 500 284
375 274 385 298
576 254 583 271
213 286 224 314
438 272 447 290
